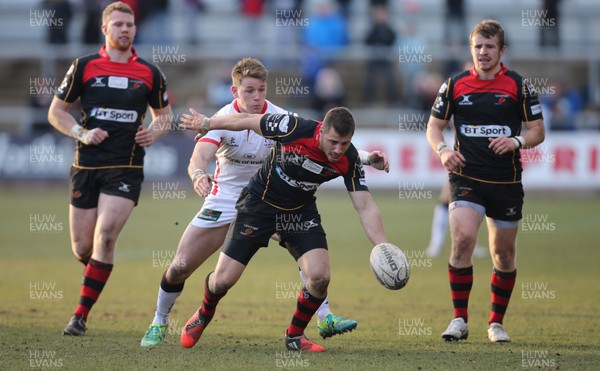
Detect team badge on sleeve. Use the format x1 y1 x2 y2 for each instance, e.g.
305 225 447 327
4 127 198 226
264 114 291 133
57 63 74 95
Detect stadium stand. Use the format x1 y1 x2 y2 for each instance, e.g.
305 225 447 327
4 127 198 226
0 0 599 134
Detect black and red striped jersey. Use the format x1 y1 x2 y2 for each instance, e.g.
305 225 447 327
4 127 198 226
246 113 368 210
431 64 543 183
56 46 169 168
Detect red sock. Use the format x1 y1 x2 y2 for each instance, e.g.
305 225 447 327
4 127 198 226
73 259 113 320
199 273 227 321
287 286 325 337
489 268 516 324
448 264 473 322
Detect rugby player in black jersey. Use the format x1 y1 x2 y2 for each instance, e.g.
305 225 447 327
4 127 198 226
47 2 172 336
426 19 545 342
178 107 389 352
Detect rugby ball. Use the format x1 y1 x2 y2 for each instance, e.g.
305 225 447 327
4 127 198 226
370 243 410 290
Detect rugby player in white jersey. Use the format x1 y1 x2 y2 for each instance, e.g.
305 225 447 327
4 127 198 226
141 58 389 346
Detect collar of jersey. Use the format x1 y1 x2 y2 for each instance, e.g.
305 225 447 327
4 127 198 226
469 63 508 78
98 45 139 63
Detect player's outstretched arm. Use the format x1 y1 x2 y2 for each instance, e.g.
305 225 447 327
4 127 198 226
348 191 387 246
180 108 263 136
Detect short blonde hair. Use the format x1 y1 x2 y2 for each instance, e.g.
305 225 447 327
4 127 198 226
231 58 268 87
102 1 134 25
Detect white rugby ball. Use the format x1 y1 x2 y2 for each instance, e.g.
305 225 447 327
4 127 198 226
370 243 410 290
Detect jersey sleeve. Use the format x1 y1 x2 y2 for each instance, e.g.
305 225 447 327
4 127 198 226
197 129 223 146
430 78 453 120
343 146 369 192
520 78 544 122
148 65 169 109
56 59 83 103
259 113 300 141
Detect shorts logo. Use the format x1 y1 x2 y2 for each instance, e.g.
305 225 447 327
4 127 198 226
506 207 517 217
91 77 106 87
118 182 131 193
530 104 542 115
91 107 138 123
458 95 473 105
304 219 319 230
197 208 222 222
240 224 258 237
458 187 472 197
460 124 511 137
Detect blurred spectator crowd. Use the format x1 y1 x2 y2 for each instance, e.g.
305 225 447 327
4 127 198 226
23 0 599 131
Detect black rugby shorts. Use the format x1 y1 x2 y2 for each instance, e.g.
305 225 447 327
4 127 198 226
222 188 327 265
449 173 524 221
70 167 144 208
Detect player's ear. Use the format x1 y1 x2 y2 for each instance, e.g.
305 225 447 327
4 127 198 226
101 24 108 36
499 44 507 57
231 85 239 98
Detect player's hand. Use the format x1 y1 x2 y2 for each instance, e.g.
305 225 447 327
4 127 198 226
135 125 154 147
367 150 389 173
193 173 214 197
79 127 109 145
488 136 519 155
179 108 210 136
440 149 466 172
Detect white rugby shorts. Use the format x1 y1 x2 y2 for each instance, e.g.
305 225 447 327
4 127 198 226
190 194 237 228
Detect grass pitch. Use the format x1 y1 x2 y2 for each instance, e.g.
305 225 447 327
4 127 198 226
1 185 599 370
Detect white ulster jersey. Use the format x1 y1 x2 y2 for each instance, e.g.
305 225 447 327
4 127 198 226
198 99 290 200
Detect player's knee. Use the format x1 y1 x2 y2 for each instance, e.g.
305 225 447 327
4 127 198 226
491 247 515 267
210 271 237 294
167 260 193 282
95 229 118 251
307 272 330 293
452 231 477 251
71 241 92 264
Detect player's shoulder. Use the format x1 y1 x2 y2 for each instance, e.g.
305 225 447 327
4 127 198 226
74 53 101 68
136 56 166 77
345 143 360 160
503 69 525 83
451 69 472 84
214 101 236 116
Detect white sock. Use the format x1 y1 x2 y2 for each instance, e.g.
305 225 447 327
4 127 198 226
299 270 331 322
152 286 182 326
427 203 449 254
